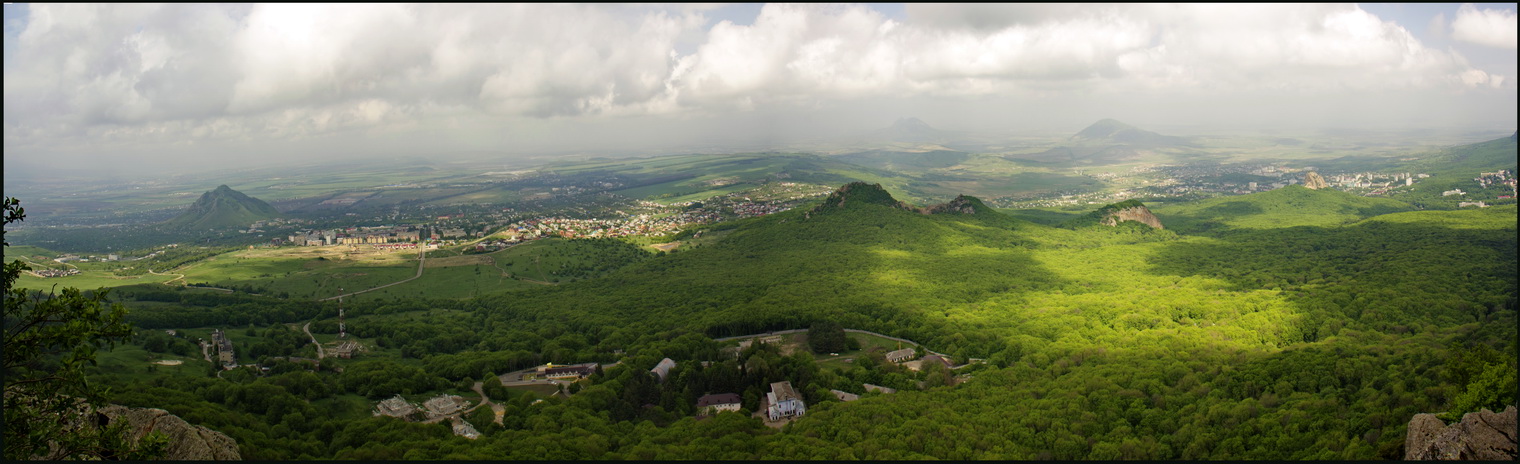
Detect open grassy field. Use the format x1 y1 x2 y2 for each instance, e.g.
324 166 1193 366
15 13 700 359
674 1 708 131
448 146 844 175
88 344 211 384
14 270 179 292
168 245 422 299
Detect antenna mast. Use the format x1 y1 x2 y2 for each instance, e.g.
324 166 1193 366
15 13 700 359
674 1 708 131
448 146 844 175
338 287 346 338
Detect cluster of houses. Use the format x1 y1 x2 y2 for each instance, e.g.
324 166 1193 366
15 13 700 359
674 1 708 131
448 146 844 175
373 393 478 439
29 268 81 277
284 226 423 246
686 381 807 422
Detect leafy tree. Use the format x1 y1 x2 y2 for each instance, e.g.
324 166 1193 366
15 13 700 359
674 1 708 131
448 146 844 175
3 197 166 460
807 321 849 354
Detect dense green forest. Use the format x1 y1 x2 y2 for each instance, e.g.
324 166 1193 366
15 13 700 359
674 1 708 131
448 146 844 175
63 178 1516 459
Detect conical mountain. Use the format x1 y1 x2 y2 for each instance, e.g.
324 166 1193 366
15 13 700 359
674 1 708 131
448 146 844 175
1072 119 1189 146
867 117 954 144
164 185 281 230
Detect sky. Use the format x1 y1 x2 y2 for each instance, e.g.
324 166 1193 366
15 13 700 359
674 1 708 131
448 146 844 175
3 3 1517 178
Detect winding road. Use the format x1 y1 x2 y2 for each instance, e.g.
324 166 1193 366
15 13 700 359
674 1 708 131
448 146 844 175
303 322 325 359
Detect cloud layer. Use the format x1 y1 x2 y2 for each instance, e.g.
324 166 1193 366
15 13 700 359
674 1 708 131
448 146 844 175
3 3 1515 162
1451 3 1518 49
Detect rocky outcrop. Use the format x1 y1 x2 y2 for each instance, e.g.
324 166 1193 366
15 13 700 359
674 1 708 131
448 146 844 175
1302 171 1329 190
1100 205 1164 230
1405 406 1517 460
920 195 988 215
98 405 242 460
814 182 913 213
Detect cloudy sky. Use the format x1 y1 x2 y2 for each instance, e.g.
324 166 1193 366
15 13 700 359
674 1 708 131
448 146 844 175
4 3 1517 177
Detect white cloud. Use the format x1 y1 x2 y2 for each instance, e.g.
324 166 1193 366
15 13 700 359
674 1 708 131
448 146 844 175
2 3 1514 161
1451 3 1517 49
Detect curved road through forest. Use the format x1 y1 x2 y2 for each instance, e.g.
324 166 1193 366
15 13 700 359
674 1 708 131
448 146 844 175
302 322 325 359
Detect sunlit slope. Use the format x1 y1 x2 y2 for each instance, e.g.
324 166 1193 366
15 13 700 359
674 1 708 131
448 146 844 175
458 182 1513 459
477 182 1503 356
1151 185 1413 234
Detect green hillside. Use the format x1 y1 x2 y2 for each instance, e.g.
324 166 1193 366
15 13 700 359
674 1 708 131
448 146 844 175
836 149 970 171
1388 135 1518 208
85 183 1516 460
1152 185 1413 234
163 185 282 230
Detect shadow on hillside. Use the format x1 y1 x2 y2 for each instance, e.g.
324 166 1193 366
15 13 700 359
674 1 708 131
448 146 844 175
1154 200 1263 235
1144 218 1517 337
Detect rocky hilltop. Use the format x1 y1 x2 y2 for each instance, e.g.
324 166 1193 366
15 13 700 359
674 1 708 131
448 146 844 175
1303 171 1330 190
1073 199 1164 230
1101 205 1164 229
1405 406 1516 460
813 182 914 212
920 194 992 215
813 183 991 216
99 405 242 460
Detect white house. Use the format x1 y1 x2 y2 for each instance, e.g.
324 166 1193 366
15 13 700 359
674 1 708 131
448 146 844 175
695 393 742 415
766 381 806 421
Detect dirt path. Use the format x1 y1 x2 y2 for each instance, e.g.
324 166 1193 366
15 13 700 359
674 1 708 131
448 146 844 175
303 322 325 359
318 247 426 301
147 268 186 285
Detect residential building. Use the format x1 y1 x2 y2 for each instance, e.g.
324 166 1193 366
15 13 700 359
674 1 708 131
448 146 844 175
863 383 897 394
766 381 806 421
423 394 469 420
374 395 421 420
695 393 743 415
885 348 916 363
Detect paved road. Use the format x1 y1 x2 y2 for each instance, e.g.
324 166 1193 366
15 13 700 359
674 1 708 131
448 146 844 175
318 247 426 301
303 322 325 359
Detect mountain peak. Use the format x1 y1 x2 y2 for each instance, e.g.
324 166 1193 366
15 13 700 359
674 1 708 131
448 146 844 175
1067 199 1164 229
164 185 280 230
867 117 948 144
921 195 992 215
1073 119 1188 146
813 182 911 212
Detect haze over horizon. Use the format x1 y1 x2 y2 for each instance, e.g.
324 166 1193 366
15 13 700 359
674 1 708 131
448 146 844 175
4 3 1517 180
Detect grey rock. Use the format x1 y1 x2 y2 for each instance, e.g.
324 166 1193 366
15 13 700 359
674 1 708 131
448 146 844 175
1100 206 1164 230
1405 405 1517 460
98 405 242 460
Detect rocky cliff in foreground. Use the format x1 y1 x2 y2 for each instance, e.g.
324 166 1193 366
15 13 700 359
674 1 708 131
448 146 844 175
1405 406 1516 460
98 405 242 460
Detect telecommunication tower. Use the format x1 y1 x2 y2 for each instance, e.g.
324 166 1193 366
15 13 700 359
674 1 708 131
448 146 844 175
338 287 346 338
